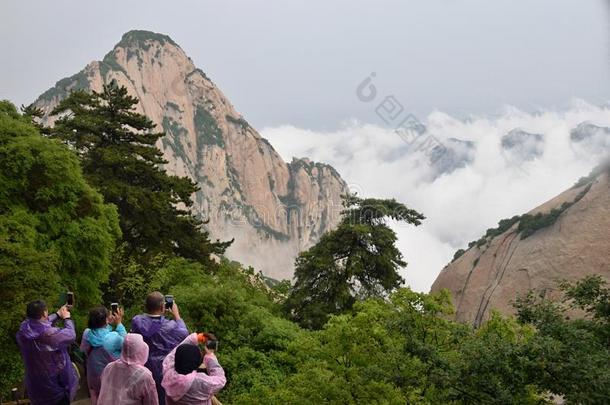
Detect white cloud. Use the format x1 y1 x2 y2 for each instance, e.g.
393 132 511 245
262 101 610 292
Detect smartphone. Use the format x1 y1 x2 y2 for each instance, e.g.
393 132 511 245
206 340 219 351
164 295 174 310
111 303 119 314
66 292 74 307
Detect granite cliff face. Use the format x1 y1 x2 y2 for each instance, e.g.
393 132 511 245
33 30 348 279
431 165 610 325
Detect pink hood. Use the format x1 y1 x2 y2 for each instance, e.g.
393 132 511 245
121 333 149 366
98 333 158 405
162 333 198 400
162 333 226 403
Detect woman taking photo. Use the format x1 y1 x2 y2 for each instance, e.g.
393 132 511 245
161 333 226 405
80 305 127 404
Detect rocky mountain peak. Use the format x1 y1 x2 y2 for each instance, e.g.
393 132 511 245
116 30 180 49
34 30 348 279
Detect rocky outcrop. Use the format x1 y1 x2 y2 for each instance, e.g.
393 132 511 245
501 128 544 162
429 138 475 176
431 165 610 325
570 122 610 158
33 30 348 279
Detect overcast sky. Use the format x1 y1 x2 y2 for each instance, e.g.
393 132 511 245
1 0 609 130
2 1 609 291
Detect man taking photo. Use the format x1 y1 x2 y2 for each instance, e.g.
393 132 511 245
16 300 78 405
131 292 188 405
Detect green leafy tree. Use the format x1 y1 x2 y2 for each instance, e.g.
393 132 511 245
285 193 425 329
514 279 610 404
0 100 120 395
49 83 231 267
561 275 610 326
453 313 544 404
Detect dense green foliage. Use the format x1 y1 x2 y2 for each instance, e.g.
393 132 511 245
513 276 610 403
164 265 610 404
47 254 600 405
117 257 539 404
49 83 231 267
285 194 425 329
0 101 120 394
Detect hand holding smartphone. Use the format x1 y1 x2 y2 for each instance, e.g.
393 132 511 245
109 303 123 325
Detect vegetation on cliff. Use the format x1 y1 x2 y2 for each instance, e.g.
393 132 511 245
452 164 606 262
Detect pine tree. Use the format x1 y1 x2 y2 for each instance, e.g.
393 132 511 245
285 193 425 329
50 82 231 266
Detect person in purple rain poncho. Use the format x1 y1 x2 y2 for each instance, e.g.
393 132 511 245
80 305 127 404
131 292 189 405
16 300 78 405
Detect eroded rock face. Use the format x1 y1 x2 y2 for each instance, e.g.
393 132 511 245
431 168 610 326
34 30 348 279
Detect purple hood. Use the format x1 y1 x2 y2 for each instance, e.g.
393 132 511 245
18 318 52 339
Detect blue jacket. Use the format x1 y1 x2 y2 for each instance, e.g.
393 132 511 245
82 323 127 358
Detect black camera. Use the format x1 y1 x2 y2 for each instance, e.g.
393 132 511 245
111 302 119 314
164 295 174 310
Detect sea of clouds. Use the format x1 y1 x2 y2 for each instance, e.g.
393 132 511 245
262 101 610 292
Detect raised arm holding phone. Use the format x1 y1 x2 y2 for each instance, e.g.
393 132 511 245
80 305 127 404
16 300 78 405
131 291 189 405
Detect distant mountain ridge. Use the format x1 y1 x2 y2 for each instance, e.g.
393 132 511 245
431 164 610 325
33 30 348 279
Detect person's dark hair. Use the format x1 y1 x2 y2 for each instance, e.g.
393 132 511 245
145 291 165 313
26 300 47 319
88 306 108 329
175 344 202 375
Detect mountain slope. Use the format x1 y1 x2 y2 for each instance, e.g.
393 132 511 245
431 165 610 325
34 30 348 279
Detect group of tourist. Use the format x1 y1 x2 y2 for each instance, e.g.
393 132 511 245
16 292 226 405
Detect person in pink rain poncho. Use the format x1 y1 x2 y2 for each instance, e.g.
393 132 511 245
161 333 226 405
16 300 78 405
98 333 159 405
